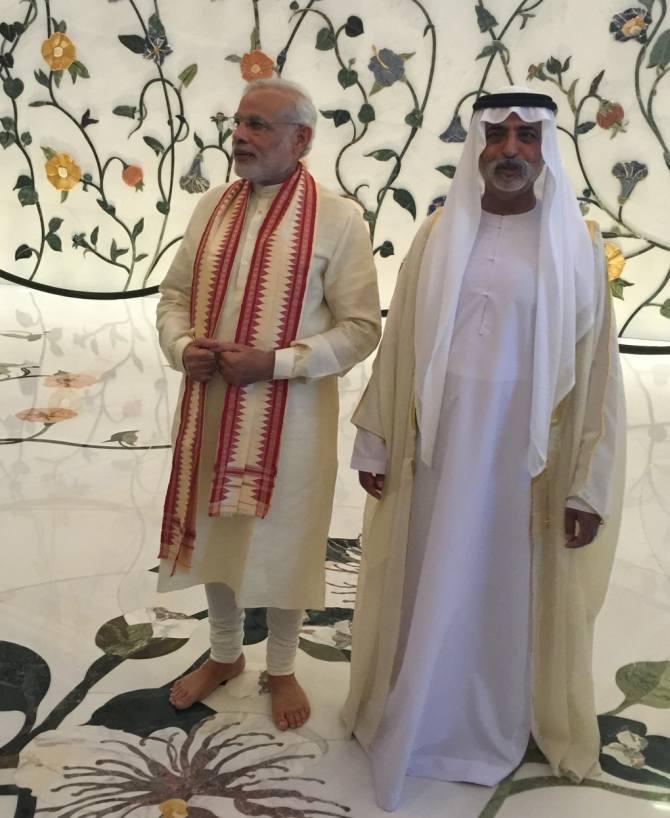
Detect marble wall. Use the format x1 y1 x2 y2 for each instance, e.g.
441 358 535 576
0 0 669 340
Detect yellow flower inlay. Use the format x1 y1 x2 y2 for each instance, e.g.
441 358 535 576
621 15 647 38
159 800 188 818
41 32 76 71
604 241 626 281
45 153 81 192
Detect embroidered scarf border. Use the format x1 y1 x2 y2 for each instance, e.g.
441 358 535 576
160 164 317 573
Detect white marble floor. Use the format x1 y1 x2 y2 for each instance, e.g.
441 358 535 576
0 283 669 818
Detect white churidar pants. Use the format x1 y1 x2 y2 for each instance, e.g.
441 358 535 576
205 583 303 675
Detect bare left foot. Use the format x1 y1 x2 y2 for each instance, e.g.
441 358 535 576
267 673 310 730
169 655 245 710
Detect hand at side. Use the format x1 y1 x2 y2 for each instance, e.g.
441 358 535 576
564 507 602 548
359 471 385 500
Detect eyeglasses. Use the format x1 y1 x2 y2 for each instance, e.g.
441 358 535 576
229 114 303 133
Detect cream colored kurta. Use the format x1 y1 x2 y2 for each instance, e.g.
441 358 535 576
343 211 625 808
156 180 381 608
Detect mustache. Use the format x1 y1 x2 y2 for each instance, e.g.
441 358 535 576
490 158 532 175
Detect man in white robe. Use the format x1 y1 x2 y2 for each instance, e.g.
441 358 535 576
343 87 625 810
156 79 380 730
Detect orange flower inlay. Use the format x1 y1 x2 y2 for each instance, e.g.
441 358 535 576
16 407 77 424
44 372 97 389
45 153 81 191
122 164 144 191
41 32 76 72
240 50 274 81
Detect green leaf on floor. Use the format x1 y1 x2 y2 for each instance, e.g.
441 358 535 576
96 616 188 660
0 642 51 731
615 660 670 710
298 636 348 662
96 617 153 658
599 713 670 789
129 637 189 660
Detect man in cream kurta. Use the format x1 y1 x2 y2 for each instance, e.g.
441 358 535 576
344 88 625 811
156 79 380 730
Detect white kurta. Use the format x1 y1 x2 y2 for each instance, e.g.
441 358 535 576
156 180 381 609
355 207 544 806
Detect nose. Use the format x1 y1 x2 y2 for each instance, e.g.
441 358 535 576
232 119 247 141
501 133 520 157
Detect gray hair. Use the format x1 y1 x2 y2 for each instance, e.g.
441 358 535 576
242 78 317 155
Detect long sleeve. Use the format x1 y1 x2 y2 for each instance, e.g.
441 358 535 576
351 428 387 473
567 234 625 521
275 205 381 381
351 212 439 442
565 496 598 515
155 187 225 372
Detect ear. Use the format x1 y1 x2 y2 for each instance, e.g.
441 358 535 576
293 125 312 157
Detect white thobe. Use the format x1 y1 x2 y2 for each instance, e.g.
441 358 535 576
346 206 623 811
157 180 380 609
353 207 548 804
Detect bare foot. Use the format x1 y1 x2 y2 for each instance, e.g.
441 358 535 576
267 673 310 730
169 654 245 710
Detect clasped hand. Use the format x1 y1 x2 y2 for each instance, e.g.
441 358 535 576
183 337 274 386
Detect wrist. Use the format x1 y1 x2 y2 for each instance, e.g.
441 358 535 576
176 336 194 373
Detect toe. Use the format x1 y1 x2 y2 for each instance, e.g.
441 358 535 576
171 688 194 710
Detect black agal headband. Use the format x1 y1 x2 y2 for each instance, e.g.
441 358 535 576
472 92 558 113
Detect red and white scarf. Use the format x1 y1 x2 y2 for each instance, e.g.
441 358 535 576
160 163 317 573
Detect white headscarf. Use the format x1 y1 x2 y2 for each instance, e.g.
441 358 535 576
414 85 596 476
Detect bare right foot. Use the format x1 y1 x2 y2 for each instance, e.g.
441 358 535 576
169 654 245 710
267 673 310 731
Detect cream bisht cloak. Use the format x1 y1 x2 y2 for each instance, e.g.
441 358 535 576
343 213 626 782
